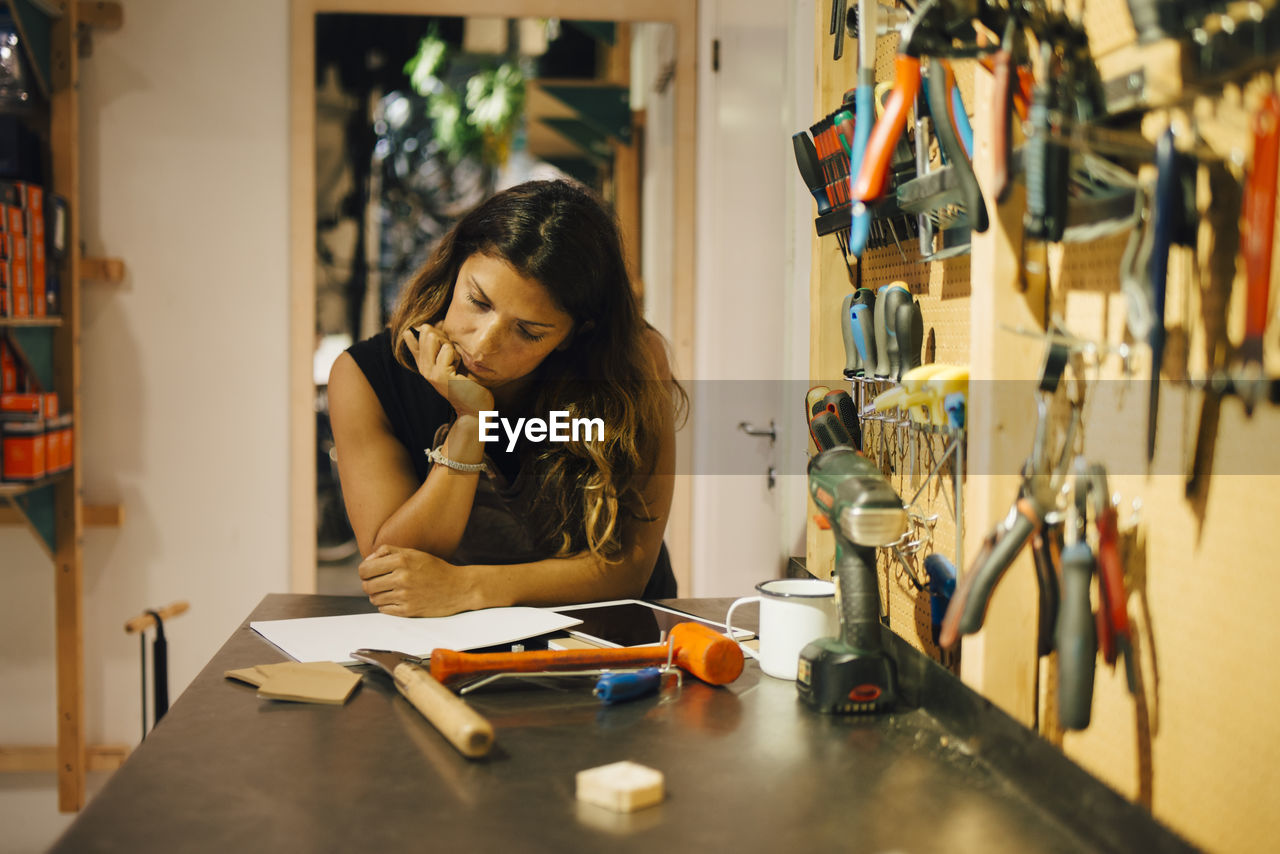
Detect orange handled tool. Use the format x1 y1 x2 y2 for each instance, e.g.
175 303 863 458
850 55 921 203
428 621 745 686
1240 92 1280 415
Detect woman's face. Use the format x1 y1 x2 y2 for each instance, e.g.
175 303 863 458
438 253 575 391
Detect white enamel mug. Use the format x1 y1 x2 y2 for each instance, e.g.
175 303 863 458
725 578 838 680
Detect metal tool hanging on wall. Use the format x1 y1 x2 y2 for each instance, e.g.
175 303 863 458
124 600 190 739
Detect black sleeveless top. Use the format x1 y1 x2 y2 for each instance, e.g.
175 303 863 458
346 330 676 598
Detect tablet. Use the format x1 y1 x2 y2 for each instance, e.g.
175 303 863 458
549 599 753 648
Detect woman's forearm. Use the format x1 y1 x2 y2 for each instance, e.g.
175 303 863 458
465 539 659 610
371 415 486 557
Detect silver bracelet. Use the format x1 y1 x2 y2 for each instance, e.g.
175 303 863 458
426 446 488 474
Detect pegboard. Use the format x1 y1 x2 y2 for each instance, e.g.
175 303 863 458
1082 0 1139 61
810 3 1280 851
808 2 975 668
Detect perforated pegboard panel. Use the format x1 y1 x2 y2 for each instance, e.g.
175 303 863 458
810 3 1280 851
1082 0 1139 61
809 3 974 668
1043 108 1280 852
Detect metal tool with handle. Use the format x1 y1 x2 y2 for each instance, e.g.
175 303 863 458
1239 92 1280 416
793 131 833 215
1023 42 1069 244
1056 472 1097 730
352 648 495 759
873 283 912 379
851 55 921 205
848 0 878 257
894 298 924 381
1146 127 1179 465
426 622 744 687
811 410 855 452
594 668 663 705
841 292 861 378
852 290 877 373
821 388 862 450
1089 464 1136 693
926 58 987 234
940 496 1044 647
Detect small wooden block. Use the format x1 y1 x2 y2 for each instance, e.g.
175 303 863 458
575 761 664 813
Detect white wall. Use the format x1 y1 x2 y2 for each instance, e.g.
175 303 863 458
0 0 290 838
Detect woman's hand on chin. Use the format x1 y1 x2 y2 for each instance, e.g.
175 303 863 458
358 544 477 617
404 325 494 419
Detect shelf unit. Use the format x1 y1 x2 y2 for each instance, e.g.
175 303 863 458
0 0 123 812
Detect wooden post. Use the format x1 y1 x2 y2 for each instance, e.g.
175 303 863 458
50 0 86 812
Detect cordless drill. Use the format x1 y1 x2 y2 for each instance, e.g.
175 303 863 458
798 446 906 714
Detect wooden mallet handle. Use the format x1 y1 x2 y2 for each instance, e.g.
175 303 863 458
393 662 494 758
124 600 190 634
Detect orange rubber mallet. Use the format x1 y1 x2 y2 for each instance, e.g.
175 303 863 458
427 621 745 686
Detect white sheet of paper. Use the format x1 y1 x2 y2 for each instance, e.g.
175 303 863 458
250 608 583 664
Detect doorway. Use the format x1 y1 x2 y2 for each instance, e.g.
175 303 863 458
289 0 698 594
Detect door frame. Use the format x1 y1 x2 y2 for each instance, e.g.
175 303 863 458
288 0 699 592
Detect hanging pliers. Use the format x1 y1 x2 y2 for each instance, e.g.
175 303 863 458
939 340 1083 653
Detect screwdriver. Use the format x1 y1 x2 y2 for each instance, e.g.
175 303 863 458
1238 92 1280 417
873 283 912 380
594 668 663 705
848 0 878 258
1146 128 1178 466
852 291 877 374
792 132 832 215
894 298 924 381
923 554 957 649
1056 473 1097 731
841 292 861 378
851 54 921 204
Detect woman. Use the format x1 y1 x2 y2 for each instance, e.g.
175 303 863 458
328 180 686 617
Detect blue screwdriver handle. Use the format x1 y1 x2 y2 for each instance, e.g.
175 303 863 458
594 668 663 705
849 76 876 257
1146 128 1177 463
841 292 861 377
950 83 973 158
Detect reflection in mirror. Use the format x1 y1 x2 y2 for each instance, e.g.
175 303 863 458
311 15 676 591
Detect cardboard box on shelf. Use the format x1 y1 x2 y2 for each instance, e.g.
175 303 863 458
19 183 45 317
0 340 15 392
48 414 71 472
0 391 41 418
2 420 46 481
8 229 27 318
0 391 54 420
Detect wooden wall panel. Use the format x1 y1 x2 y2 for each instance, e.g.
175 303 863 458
808 2 1280 850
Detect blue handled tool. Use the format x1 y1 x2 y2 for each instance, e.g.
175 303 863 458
923 554 956 648
848 0 878 258
593 668 663 705
1146 127 1178 466
949 82 973 158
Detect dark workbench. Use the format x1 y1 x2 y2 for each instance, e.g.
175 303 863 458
51 594 1195 853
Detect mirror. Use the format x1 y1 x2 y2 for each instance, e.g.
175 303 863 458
290 3 695 594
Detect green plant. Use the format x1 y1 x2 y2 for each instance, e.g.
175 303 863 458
404 26 526 167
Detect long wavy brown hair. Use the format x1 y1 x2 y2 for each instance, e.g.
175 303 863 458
388 180 687 561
